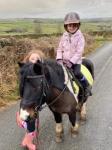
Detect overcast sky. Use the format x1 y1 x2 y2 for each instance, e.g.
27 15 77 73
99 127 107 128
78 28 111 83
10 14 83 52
0 0 112 19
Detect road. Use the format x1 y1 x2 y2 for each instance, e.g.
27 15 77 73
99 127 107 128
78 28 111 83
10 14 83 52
0 42 112 150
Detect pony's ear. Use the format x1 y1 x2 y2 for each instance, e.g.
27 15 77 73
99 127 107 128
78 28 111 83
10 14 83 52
18 62 25 68
33 63 42 75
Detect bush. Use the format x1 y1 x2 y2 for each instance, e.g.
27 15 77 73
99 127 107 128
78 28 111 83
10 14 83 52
0 33 99 106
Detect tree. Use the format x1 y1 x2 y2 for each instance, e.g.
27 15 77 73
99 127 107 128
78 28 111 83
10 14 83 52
33 20 42 34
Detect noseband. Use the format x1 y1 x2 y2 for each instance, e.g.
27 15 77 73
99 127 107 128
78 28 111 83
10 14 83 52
26 75 49 111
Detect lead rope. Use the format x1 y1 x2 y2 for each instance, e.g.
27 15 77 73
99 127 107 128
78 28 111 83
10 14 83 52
35 112 39 149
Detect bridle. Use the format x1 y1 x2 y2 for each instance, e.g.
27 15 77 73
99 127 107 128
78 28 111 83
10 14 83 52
26 73 68 112
26 75 48 111
20 62 70 113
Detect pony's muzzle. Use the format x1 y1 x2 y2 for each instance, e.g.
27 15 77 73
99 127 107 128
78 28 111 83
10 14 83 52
20 108 30 121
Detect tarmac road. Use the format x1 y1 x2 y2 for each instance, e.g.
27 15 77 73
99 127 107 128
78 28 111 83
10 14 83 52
0 42 112 150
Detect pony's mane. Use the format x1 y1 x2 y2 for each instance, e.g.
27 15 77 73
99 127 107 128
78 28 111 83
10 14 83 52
19 59 65 91
44 59 63 75
19 63 35 97
43 59 65 90
20 63 34 76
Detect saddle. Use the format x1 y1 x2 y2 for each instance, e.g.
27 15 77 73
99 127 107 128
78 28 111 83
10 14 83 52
66 64 94 102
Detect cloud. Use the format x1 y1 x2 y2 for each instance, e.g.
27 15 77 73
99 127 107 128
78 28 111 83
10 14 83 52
0 0 67 12
0 0 112 18
65 0 112 18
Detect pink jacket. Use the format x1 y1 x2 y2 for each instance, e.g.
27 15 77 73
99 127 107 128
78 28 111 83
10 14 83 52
56 30 85 64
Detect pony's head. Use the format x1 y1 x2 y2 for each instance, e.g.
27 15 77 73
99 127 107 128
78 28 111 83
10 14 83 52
18 59 65 120
18 61 47 119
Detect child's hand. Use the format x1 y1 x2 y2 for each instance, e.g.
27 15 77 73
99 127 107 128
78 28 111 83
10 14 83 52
16 112 27 129
57 59 63 65
66 61 72 68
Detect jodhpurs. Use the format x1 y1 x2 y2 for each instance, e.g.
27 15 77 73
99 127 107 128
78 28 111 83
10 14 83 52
72 64 83 80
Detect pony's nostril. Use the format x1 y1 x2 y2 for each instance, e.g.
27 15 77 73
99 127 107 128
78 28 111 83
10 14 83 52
20 108 29 121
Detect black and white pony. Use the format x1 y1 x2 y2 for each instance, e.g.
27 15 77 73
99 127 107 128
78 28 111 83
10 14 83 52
19 58 94 142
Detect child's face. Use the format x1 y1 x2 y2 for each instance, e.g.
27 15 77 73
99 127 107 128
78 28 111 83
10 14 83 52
67 23 78 33
29 53 41 63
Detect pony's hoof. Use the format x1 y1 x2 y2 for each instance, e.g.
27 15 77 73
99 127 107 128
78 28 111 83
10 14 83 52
55 136 63 143
70 126 79 138
55 132 63 143
71 130 79 138
71 133 78 138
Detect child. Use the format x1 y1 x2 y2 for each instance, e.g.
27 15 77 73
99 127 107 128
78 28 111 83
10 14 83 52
16 50 45 150
23 49 45 63
56 12 91 97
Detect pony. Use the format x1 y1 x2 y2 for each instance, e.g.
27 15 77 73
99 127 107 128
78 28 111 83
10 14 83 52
18 58 94 142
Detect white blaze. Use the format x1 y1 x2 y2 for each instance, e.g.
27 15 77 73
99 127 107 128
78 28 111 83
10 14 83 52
20 108 30 121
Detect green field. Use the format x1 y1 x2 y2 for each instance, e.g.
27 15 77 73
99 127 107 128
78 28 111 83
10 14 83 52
0 19 112 36
0 19 63 35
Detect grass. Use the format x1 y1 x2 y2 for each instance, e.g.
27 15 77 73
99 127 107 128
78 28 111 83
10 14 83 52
0 20 33 32
0 19 112 35
0 19 112 37
0 20 63 35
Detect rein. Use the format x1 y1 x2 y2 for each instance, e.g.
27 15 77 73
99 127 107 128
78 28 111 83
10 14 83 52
39 83 68 110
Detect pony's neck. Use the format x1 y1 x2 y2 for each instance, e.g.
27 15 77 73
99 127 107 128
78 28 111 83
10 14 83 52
45 87 61 106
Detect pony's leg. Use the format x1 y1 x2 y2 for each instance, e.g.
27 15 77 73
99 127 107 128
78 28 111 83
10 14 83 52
52 111 63 143
68 110 79 138
80 102 87 121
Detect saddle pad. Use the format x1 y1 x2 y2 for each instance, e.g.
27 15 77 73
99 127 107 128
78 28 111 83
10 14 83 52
73 80 79 95
81 64 94 86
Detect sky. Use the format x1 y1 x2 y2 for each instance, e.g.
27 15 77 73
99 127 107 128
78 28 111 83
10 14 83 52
0 0 112 19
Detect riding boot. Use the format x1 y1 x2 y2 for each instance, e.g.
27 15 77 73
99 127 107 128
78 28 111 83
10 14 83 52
21 131 36 150
80 76 92 97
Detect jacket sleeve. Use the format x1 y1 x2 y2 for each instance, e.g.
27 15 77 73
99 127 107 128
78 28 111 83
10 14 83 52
70 36 85 64
56 36 64 60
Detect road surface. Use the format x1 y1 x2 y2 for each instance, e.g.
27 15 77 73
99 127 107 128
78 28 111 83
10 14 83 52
0 42 112 150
